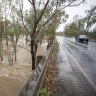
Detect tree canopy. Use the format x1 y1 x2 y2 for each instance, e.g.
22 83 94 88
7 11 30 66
0 0 85 70
85 5 96 32
64 5 96 39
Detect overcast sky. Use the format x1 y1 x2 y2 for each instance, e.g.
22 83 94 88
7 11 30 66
56 0 96 32
24 0 96 32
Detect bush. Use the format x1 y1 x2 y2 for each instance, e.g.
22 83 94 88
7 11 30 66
39 88 52 96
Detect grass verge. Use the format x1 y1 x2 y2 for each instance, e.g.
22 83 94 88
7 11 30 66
39 40 58 96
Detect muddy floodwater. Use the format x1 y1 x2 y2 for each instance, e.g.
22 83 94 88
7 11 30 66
0 39 47 96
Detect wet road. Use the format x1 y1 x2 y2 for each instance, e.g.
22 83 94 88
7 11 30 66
55 36 96 96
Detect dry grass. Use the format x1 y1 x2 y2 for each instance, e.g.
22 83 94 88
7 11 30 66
43 40 58 96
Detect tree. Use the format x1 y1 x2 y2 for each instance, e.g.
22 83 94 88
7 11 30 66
64 14 87 36
40 10 68 41
10 0 85 70
89 28 96 41
85 5 96 32
0 20 4 61
64 22 79 36
73 15 85 33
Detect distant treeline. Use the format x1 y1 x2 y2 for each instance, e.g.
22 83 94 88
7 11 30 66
56 32 64 36
63 21 96 41
63 5 96 41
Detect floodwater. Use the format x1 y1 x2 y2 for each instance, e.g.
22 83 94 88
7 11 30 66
0 38 47 96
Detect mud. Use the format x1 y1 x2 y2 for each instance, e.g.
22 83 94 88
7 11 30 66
0 39 47 96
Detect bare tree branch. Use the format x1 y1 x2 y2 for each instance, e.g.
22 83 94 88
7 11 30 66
28 0 37 24
38 0 85 32
19 0 30 34
32 0 37 27
32 0 36 15
17 45 31 53
31 0 50 37
36 0 50 24
68 0 85 7
27 0 33 5
38 0 42 8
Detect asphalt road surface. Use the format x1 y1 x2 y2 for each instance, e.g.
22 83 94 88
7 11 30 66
55 36 96 96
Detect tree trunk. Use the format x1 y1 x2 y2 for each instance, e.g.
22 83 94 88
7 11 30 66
0 40 2 59
6 37 9 46
0 40 3 61
8 52 13 65
25 34 28 45
31 40 36 70
1 49 3 61
0 25 3 61
14 45 17 61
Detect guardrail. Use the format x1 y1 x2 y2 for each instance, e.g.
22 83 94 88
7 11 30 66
18 48 52 96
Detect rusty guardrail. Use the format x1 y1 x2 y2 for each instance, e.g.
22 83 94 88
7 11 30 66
18 47 52 96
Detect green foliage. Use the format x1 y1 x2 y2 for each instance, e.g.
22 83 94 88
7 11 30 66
88 28 96 40
39 10 68 40
39 88 52 96
85 5 96 31
64 22 79 36
64 5 96 39
64 15 86 37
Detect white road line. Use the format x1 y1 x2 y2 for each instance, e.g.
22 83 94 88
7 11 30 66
58 42 96 91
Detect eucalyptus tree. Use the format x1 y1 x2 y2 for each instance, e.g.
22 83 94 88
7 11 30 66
13 0 85 70
92 28 96 40
88 27 96 41
0 0 13 63
38 8 68 41
0 0 24 64
64 17 87 36
1 0 13 46
8 22 23 62
64 22 79 36
73 15 86 33
85 5 96 32
0 0 4 61
10 6 23 62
